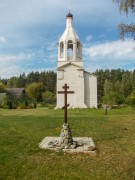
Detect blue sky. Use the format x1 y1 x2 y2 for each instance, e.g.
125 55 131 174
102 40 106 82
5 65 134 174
0 0 134 78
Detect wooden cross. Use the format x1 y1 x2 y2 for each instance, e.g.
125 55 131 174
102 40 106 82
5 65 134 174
58 84 74 124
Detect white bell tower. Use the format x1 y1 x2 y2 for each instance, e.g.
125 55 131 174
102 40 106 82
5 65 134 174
58 12 83 68
56 12 97 109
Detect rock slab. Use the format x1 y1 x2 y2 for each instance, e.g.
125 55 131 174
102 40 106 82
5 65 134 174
39 136 96 154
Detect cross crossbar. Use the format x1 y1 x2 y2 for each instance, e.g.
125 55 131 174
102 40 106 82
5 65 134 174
58 91 74 94
58 84 74 123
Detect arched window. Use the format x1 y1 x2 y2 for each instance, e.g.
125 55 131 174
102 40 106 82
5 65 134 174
67 40 73 60
60 42 64 58
77 42 80 58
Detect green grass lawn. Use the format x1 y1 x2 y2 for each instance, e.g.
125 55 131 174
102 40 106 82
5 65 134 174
0 108 135 180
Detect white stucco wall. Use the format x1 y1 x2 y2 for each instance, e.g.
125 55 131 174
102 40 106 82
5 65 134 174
56 64 87 108
84 72 97 108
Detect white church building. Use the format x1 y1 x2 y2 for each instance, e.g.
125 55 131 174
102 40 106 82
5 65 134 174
56 12 97 109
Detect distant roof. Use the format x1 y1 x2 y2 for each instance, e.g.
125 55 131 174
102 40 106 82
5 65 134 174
6 88 25 95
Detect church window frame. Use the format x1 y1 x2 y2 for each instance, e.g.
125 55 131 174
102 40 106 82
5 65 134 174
77 41 81 58
60 41 64 58
67 40 73 60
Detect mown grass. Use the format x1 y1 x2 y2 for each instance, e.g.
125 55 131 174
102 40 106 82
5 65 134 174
0 108 135 180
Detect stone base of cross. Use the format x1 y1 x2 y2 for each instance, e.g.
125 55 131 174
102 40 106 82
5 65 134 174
59 123 78 149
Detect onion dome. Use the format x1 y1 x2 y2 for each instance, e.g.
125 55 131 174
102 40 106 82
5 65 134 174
66 12 73 19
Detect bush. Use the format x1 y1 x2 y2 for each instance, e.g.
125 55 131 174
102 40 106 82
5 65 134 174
18 102 34 109
3 105 9 109
130 96 135 110
33 102 37 109
8 101 12 109
25 100 29 107
28 105 33 109
102 91 125 106
18 104 27 109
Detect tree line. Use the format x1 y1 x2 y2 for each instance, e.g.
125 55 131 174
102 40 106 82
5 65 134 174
0 71 56 108
0 71 56 93
94 69 135 107
0 69 135 108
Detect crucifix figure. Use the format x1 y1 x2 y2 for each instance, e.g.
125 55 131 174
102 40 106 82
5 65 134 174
58 84 74 123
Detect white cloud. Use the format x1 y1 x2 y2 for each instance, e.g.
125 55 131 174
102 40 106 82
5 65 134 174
0 53 33 64
0 53 34 78
0 65 24 78
86 35 93 41
0 49 57 78
0 0 133 31
84 39 135 60
0 0 134 77
46 43 57 51
99 34 105 38
0 37 6 43
83 39 135 72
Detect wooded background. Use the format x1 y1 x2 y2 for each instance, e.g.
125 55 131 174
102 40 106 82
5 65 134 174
0 69 135 106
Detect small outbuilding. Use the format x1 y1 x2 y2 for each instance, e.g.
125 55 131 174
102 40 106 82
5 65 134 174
6 88 25 98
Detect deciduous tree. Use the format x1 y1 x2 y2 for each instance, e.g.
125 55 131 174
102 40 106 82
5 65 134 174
104 79 112 96
42 91 56 102
113 0 135 39
0 82 6 93
103 91 125 105
26 82 44 102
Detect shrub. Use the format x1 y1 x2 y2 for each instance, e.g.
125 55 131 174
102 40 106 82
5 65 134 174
18 104 27 109
130 96 135 110
33 102 37 109
25 100 28 107
8 101 12 109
